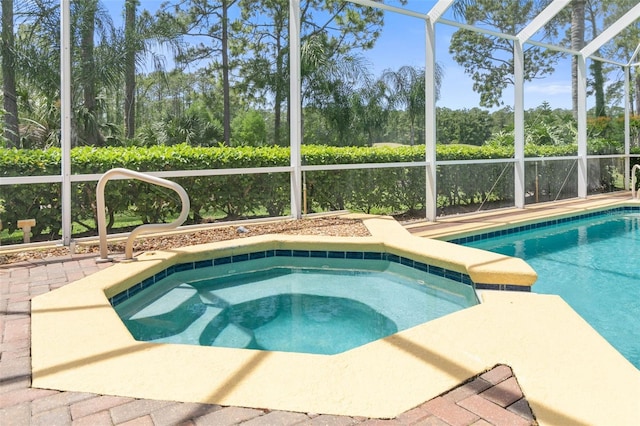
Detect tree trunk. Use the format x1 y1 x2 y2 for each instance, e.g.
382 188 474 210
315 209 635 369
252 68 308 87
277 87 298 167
2 0 20 148
591 58 606 117
80 0 103 146
124 0 137 139
273 21 284 146
571 0 585 120
221 0 231 145
586 5 605 117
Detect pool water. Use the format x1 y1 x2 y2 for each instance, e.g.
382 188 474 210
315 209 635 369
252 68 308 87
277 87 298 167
114 258 478 355
460 210 640 369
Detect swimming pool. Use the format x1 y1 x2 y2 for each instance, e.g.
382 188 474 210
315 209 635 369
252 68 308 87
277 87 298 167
452 206 640 369
112 253 479 354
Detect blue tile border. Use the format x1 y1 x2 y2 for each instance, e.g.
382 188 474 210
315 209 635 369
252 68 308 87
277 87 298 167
112 206 640 306
232 253 249 263
108 249 486 307
448 206 640 245
475 283 530 292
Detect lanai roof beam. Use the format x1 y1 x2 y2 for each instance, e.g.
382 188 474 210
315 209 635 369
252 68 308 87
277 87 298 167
427 0 455 22
581 3 640 59
516 0 571 43
347 0 426 19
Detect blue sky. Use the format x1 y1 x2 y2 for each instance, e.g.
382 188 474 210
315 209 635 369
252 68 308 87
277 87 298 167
108 0 579 111
361 1 576 110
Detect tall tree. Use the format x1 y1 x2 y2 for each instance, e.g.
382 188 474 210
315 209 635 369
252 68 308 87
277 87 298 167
238 0 396 145
220 0 231 145
71 0 127 146
586 1 605 117
2 0 19 147
571 0 585 119
382 65 442 145
599 0 640 117
10 0 61 148
121 1 183 140
78 0 105 146
14 0 124 148
237 0 287 145
449 0 560 108
300 32 376 145
351 80 389 145
124 0 137 139
168 0 239 146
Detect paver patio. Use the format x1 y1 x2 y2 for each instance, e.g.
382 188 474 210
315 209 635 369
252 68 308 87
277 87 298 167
1 244 538 425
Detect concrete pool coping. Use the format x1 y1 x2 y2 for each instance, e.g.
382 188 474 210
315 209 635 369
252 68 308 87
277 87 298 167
31 202 640 425
405 191 640 240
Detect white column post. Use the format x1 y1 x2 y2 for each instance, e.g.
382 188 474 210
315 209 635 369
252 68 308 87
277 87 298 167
624 65 630 190
289 0 302 218
513 41 525 208
423 1 455 221
512 0 570 206
577 3 640 197
61 0 72 245
577 54 588 198
424 18 437 221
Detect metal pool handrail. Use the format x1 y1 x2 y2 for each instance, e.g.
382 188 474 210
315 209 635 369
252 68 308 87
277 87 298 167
633 164 640 200
96 168 190 261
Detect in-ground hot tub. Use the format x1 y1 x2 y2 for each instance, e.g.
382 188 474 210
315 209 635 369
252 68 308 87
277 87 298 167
32 215 547 419
111 249 479 355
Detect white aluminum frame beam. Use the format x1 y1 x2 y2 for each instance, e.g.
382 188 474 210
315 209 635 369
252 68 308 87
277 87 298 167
578 3 639 198
577 55 588 198
512 0 570 209
289 0 302 218
438 17 518 41
60 0 72 246
581 3 640 59
346 0 427 19
424 0 455 221
624 66 631 190
427 0 455 22
516 0 571 43
625 43 639 191
513 42 526 209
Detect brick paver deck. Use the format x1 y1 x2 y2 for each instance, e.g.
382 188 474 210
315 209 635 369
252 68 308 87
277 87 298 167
1 253 536 425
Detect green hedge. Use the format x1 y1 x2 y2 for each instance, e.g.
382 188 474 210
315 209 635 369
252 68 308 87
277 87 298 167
0 143 634 242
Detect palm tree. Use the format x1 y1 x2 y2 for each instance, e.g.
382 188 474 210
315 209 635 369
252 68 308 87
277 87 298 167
11 0 62 148
165 0 239 145
124 2 183 140
124 0 137 139
300 33 374 145
382 65 442 145
2 0 19 147
77 0 105 146
351 80 390 145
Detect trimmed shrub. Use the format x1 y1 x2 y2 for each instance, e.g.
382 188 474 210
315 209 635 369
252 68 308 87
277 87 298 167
0 143 625 241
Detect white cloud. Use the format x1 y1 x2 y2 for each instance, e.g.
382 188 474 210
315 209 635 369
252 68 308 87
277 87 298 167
525 83 572 96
